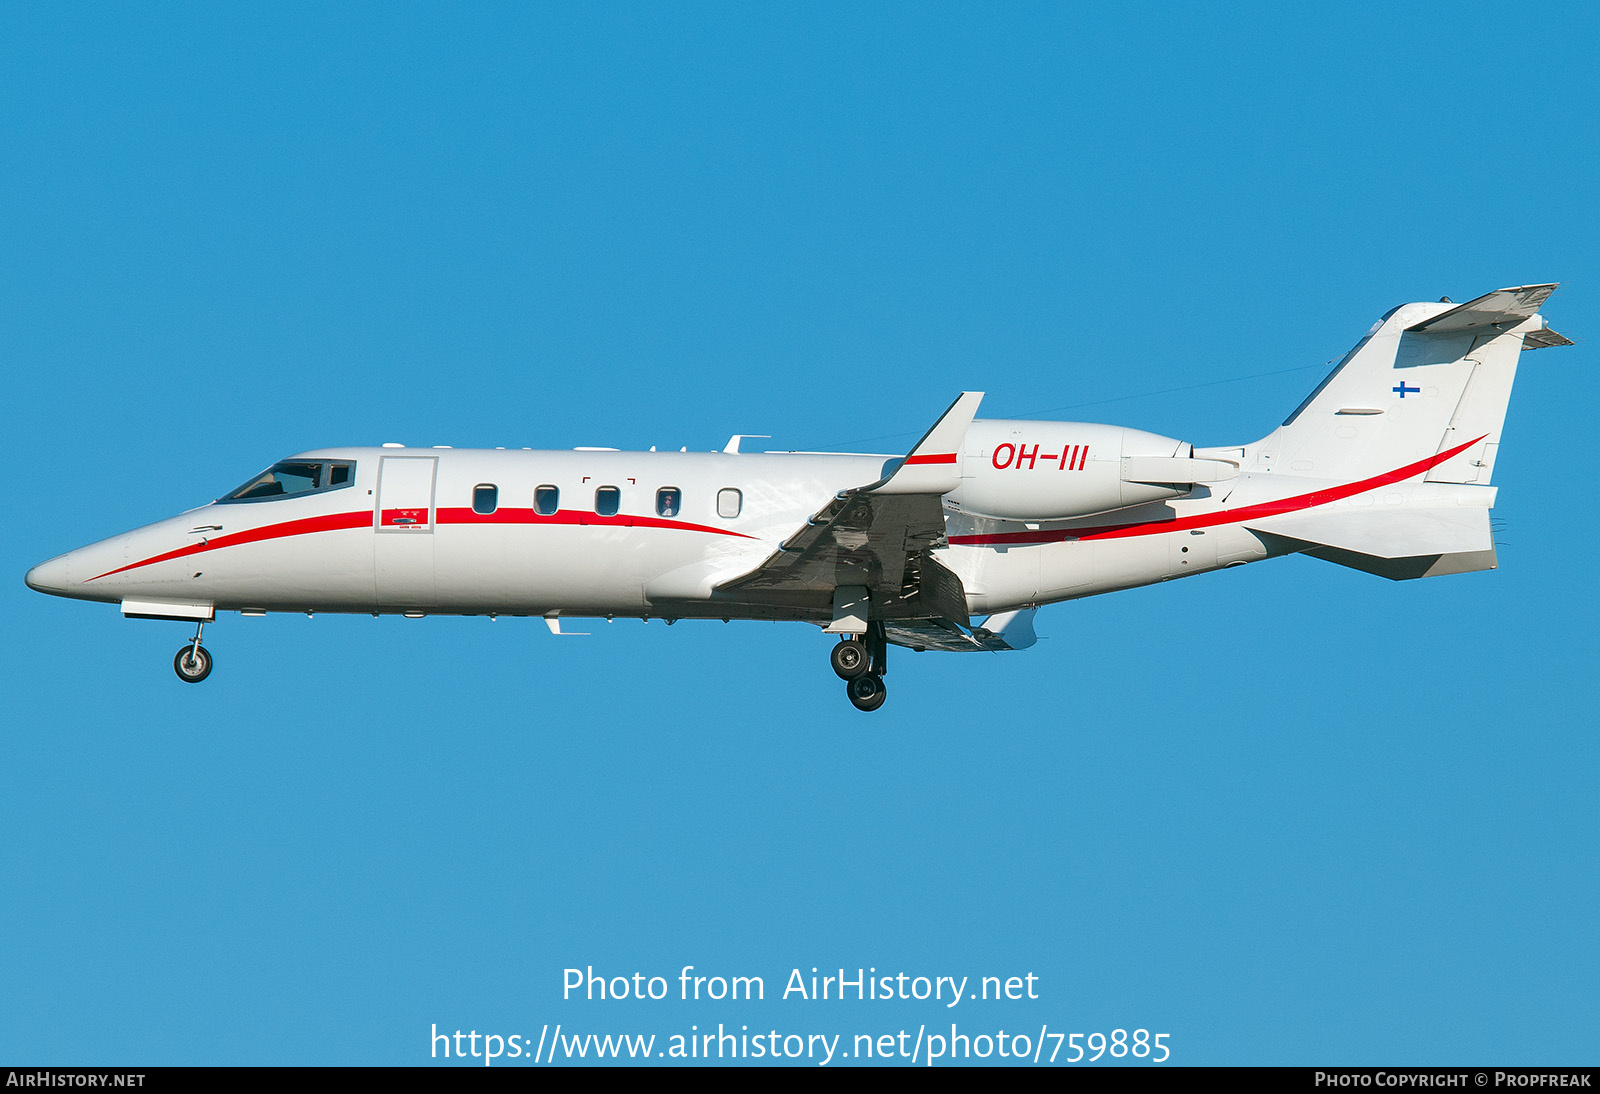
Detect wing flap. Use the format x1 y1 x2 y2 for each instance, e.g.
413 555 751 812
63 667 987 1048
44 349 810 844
884 606 1038 653
883 619 984 652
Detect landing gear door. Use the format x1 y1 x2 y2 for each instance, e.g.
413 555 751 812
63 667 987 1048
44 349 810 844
377 456 437 531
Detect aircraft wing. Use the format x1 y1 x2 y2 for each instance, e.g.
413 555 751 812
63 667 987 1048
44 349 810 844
715 485 970 621
715 393 983 624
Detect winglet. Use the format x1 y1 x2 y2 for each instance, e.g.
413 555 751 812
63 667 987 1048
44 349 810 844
869 392 984 495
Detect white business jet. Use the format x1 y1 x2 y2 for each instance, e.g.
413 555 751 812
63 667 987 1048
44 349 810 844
27 285 1570 710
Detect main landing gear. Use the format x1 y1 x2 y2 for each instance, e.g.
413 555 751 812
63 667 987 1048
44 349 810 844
832 622 888 712
174 620 213 684
846 673 886 713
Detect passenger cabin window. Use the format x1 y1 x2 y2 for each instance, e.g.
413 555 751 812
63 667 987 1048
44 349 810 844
595 486 621 517
656 487 681 518
220 460 356 503
717 488 742 519
534 485 559 515
473 484 498 515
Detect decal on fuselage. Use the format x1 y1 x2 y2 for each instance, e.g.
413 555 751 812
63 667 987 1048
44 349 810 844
990 442 1089 471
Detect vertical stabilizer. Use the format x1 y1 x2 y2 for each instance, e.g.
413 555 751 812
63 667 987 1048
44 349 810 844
1257 285 1565 484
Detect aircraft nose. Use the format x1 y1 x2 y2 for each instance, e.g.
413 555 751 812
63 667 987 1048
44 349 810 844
25 554 73 596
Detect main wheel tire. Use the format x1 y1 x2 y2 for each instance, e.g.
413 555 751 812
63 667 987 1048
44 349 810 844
846 673 887 712
174 644 213 683
830 639 870 680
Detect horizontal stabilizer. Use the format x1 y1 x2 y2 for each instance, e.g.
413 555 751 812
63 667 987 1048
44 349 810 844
1521 326 1575 351
1245 507 1491 559
1405 284 1556 333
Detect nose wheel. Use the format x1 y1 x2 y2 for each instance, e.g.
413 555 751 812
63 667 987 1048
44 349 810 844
173 621 214 683
174 644 213 683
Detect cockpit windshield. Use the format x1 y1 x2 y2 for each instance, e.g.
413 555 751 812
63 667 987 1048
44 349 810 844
219 460 355 503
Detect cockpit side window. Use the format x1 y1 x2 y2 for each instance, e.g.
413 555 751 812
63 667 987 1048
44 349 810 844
219 460 356 503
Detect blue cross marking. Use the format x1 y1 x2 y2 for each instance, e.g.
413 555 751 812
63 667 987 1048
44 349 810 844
1393 381 1420 398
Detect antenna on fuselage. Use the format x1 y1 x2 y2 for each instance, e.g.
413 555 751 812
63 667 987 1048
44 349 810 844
543 614 589 637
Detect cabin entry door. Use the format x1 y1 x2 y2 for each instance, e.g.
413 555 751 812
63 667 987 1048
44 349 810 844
374 456 438 609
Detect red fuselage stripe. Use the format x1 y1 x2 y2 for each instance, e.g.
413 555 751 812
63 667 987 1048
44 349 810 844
431 507 757 538
947 435 1487 547
89 437 1487 581
88 510 375 581
903 453 958 465
88 507 754 582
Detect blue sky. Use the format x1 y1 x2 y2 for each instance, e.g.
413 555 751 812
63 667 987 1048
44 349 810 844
3 2 1596 1066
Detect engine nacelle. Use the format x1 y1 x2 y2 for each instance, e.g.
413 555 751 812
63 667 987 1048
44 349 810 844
945 420 1221 521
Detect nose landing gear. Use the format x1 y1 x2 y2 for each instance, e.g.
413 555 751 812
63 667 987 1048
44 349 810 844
836 622 888 711
174 621 213 684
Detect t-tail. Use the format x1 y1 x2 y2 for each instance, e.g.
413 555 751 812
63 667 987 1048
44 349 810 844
1238 284 1572 580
